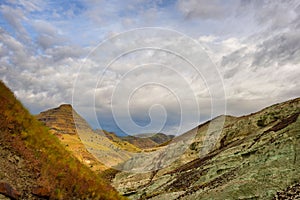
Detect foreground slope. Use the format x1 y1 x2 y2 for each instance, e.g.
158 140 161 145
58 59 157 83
113 97 300 200
0 81 125 200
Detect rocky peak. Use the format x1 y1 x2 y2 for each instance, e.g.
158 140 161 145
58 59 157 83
57 104 73 110
36 104 91 135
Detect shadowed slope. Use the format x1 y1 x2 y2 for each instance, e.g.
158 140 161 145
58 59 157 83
112 97 300 200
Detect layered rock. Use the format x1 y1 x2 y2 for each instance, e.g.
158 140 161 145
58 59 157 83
36 105 142 171
36 105 108 171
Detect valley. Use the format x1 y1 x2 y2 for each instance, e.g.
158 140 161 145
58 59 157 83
0 80 299 199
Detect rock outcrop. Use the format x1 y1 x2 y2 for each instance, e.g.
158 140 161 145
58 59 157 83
36 104 87 137
36 104 142 170
36 105 108 171
0 182 20 199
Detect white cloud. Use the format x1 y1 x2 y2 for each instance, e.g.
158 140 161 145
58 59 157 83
176 0 238 20
0 0 299 136
198 35 217 43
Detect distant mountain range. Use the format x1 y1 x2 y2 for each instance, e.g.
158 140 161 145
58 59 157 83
36 104 174 150
36 104 175 170
101 131 173 149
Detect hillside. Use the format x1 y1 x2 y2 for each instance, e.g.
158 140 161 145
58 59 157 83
0 81 125 200
99 130 141 152
36 104 110 172
36 105 142 170
148 133 175 145
112 97 300 199
120 133 174 149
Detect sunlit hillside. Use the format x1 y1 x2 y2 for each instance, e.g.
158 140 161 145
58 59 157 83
0 80 126 200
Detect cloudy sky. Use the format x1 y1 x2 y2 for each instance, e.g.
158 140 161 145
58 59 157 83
0 0 299 136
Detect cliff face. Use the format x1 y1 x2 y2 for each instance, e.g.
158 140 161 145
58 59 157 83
36 104 93 136
112 97 300 200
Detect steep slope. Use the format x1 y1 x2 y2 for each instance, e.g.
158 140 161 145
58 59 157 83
36 104 78 135
36 105 141 170
36 105 108 172
0 80 125 200
112 97 300 200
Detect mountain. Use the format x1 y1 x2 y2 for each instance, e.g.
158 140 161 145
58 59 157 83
3 76 299 199
148 133 175 145
120 135 159 149
0 80 125 199
36 104 141 170
36 104 108 172
98 130 141 152
112 97 300 200
37 104 79 135
119 133 175 149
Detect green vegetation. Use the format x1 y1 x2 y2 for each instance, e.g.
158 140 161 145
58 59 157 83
0 81 126 199
257 111 281 127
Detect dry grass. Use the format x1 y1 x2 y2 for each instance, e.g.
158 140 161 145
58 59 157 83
0 81 126 200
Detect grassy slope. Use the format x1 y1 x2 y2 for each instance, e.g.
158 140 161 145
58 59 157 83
37 106 109 172
100 130 141 152
0 81 126 200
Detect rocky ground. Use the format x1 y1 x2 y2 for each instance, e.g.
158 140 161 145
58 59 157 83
274 183 300 199
0 133 45 199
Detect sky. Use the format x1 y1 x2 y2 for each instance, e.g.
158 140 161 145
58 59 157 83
0 0 299 136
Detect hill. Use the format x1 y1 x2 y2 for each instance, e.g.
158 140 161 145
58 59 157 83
118 135 158 149
0 80 125 200
119 133 174 149
147 133 175 145
36 104 141 171
36 104 108 172
112 97 300 199
98 130 141 152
